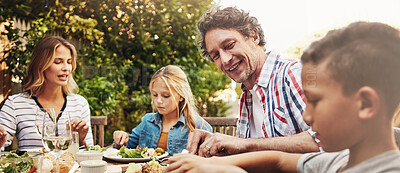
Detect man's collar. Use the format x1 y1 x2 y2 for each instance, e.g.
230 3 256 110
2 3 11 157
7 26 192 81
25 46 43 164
242 51 280 91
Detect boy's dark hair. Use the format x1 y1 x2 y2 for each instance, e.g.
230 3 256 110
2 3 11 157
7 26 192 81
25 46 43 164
197 6 266 61
302 22 400 115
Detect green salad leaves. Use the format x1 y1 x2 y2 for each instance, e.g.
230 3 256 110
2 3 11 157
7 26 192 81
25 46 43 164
117 146 166 158
85 145 106 152
118 146 149 158
0 151 36 173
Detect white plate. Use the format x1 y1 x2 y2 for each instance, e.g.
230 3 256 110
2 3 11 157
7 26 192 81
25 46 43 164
103 148 168 163
21 148 43 152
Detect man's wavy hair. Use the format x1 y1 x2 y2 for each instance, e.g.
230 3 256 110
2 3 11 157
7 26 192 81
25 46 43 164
197 6 266 61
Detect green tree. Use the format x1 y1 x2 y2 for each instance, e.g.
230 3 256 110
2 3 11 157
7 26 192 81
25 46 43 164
72 0 231 136
1 0 231 145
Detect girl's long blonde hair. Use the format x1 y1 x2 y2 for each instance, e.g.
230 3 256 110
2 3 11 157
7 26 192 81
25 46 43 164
149 65 200 132
23 36 78 96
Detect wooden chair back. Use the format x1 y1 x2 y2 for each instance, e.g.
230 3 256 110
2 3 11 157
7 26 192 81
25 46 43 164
90 116 107 147
203 117 238 136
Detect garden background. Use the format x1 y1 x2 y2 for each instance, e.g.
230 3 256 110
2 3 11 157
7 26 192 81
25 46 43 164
1 0 400 146
0 0 233 145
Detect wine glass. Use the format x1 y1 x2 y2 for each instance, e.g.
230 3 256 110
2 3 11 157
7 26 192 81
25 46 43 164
35 108 56 144
35 108 56 173
42 111 72 173
66 131 79 159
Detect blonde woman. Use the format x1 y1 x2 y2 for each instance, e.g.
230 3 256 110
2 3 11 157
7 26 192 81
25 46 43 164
0 36 93 151
113 65 212 155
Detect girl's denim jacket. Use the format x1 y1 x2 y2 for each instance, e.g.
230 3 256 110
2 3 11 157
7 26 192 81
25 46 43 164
126 112 212 155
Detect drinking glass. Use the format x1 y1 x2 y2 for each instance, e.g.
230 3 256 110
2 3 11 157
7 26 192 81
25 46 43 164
35 108 56 144
35 108 56 173
42 111 72 173
66 131 79 159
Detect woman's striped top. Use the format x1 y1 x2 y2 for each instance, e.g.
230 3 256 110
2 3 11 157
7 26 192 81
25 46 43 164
0 93 94 151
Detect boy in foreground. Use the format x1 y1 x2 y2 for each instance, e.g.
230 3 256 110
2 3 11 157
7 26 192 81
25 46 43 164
165 21 400 173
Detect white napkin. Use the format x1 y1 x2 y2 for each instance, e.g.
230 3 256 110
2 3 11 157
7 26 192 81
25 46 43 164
68 162 79 173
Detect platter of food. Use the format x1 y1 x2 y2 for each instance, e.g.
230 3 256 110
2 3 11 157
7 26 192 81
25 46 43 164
125 159 166 173
103 146 168 163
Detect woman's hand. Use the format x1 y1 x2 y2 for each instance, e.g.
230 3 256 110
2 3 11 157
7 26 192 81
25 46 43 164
113 131 129 149
0 125 7 148
70 118 89 146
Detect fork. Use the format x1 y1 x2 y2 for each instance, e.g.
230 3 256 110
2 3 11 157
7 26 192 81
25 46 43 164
155 157 169 166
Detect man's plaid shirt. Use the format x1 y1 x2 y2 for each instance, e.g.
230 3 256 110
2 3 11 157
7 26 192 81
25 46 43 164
236 51 310 138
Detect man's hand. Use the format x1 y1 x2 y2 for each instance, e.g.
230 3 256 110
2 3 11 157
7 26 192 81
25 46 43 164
70 118 89 146
186 129 212 154
0 125 7 148
113 131 129 149
187 129 247 157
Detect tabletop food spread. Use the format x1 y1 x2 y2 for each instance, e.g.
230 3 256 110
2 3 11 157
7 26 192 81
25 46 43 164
125 159 166 173
0 145 168 173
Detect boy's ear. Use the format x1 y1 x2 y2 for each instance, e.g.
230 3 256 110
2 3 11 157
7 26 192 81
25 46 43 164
357 86 380 120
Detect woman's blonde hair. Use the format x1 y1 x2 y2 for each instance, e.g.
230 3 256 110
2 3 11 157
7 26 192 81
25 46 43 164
23 36 78 96
149 65 200 132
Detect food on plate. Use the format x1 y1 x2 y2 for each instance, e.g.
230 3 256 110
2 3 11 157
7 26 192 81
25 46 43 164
60 151 74 161
154 148 165 156
118 146 165 158
0 151 36 173
41 151 75 173
85 145 106 152
103 148 120 157
125 159 166 173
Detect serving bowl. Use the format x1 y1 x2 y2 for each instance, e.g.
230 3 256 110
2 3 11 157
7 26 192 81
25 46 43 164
76 150 103 164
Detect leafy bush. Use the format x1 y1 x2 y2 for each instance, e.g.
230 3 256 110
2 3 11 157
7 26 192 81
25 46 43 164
1 0 231 146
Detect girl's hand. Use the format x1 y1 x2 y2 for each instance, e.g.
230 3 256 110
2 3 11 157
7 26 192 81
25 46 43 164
0 125 7 148
113 131 129 149
70 118 89 146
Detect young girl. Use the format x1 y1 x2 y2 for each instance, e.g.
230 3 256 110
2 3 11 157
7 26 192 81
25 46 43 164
0 36 93 151
113 65 212 155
